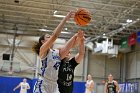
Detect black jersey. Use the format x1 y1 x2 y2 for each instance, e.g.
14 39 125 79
57 57 78 93
107 81 117 93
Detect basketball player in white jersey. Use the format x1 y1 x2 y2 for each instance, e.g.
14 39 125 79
85 74 94 93
13 78 30 93
32 11 84 93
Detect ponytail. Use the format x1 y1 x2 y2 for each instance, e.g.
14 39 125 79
32 34 45 55
32 42 42 55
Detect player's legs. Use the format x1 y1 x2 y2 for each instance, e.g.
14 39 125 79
33 77 59 93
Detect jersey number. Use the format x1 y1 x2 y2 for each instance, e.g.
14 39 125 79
66 74 72 81
53 62 60 70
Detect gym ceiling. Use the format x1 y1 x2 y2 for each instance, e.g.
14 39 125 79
0 0 140 47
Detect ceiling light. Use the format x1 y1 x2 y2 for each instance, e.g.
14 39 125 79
53 14 66 18
122 26 125 29
53 10 65 18
126 19 133 23
61 31 70 34
64 28 68 30
54 10 57 14
103 33 106 36
39 29 51 32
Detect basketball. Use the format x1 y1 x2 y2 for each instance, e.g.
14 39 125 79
74 8 92 26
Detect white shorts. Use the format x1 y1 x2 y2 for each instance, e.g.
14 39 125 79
33 77 60 93
85 89 94 93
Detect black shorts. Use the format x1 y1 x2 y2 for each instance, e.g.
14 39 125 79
58 82 73 93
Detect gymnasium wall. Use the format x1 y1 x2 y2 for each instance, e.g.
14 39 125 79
0 45 36 78
86 51 121 93
0 38 140 93
88 53 120 79
0 43 85 80
0 46 7 68
126 43 140 92
126 44 140 79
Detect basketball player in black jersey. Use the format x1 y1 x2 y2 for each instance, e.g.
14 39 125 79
104 74 120 93
57 31 85 93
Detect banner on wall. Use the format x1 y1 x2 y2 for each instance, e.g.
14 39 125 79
128 33 136 46
119 82 139 93
120 37 129 48
137 31 140 43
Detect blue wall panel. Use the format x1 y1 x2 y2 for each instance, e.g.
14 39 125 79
0 76 37 93
0 76 139 93
73 82 86 93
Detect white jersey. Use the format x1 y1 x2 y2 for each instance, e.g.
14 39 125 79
20 82 30 93
33 49 61 93
85 80 94 93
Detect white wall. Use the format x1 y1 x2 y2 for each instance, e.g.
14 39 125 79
1 34 140 92
125 43 140 92
86 51 121 93
0 45 36 78
88 52 120 79
88 54 105 78
126 52 137 79
126 44 140 79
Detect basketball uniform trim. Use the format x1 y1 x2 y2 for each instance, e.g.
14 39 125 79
33 49 61 93
107 80 117 93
